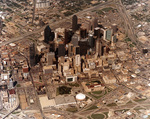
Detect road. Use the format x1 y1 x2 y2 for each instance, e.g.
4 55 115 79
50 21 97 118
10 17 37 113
0 1 114 47
19 52 46 119
2 93 19 119
114 0 144 51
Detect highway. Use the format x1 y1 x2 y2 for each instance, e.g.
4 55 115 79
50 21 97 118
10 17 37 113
0 1 114 47
114 0 144 51
2 93 19 119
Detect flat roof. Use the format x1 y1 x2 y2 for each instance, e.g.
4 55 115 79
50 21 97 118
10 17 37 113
39 96 56 109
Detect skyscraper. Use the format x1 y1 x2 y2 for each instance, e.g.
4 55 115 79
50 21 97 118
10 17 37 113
68 43 73 57
92 17 98 30
88 33 94 48
94 27 100 38
44 25 54 43
64 29 69 45
71 34 79 46
80 27 87 39
111 24 117 34
105 29 113 41
47 52 55 65
79 39 88 56
73 46 80 55
72 15 78 31
58 42 66 57
96 39 102 57
30 43 36 67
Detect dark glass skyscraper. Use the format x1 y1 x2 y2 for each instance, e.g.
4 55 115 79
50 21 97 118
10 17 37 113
30 43 36 67
79 40 88 56
44 25 54 43
58 43 66 57
72 15 78 31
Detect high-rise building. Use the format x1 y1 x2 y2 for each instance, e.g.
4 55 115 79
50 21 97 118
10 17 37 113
68 43 73 57
71 34 79 46
94 27 100 38
47 52 55 65
72 15 78 31
58 42 66 57
44 25 54 43
105 29 113 41
30 43 36 67
36 0 50 8
64 29 69 45
92 17 98 30
73 46 80 55
80 27 87 39
75 55 81 67
96 39 102 57
111 24 117 34
79 39 88 56
88 33 94 48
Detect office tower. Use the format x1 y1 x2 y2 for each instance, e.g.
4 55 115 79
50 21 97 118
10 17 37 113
36 0 50 8
58 42 66 57
44 25 54 43
73 46 80 55
0 19 2 35
80 27 87 39
9 79 13 89
88 33 94 48
49 42 55 52
22 65 29 78
47 52 55 65
96 39 102 57
92 17 98 30
111 24 117 34
68 43 73 57
54 31 58 40
75 55 81 67
94 27 100 38
98 23 103 28
30 43 36 67
64 29 69 45
105 29 113 41
79 39 88 56
72 15 78 31
112 34 117 43
71 34 79 46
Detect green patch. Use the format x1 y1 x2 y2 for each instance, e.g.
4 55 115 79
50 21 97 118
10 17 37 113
92 91 103 94
129 44 134 47
124 37 131 42
134 106 145 113
64 11 73 16
12 111 20 114
16 84 21 87
88 92 103 99
66 107 78 112
87 116 92 119
103 112 108 118
69 83 79 87
86 105 98 111
127 100 132 104
134 98 147 102
107 103 117 107
115 109 129 113
132 42 136 45
96 10 104 15
101 7 113 12
57 86 71 95
91 114 105 119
